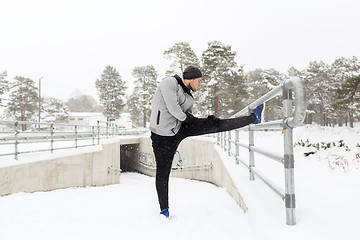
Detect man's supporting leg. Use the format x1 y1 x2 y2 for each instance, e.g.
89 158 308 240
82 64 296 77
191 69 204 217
151 133 180 211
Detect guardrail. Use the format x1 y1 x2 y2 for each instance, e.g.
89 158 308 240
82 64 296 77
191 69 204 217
215 77 307 225
0 120 147 160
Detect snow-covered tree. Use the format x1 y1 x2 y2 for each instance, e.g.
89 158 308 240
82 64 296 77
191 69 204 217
330 57 360 126
288 66 303 78
332 75 360 128
42 97 69 122
246 68 285 121
330 56 360 84
128 65 158 127
95 66 127 121
7 76 38 128
303 61 336 126
201 41 246 117
163 42 200 75
66 93 102 112
0 71 9 106
127 94 142 127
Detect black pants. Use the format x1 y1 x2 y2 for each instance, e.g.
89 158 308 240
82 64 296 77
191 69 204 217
151 114 256 210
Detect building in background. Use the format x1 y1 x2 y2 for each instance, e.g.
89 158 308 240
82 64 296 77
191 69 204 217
67 112 106 126
66 112 132 128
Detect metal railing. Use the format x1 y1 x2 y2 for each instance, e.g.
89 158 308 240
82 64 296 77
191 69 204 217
215 77 307 225
0 120 148 160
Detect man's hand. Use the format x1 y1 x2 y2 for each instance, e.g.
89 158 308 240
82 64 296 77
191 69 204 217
207 115 221 124
183 112 196 124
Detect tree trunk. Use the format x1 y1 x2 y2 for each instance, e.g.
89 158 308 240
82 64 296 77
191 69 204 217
217 95 220 117
143 108 147 128
21 109 27 131
349 111 354 128
306 113 313 124
338 117 343 127
345 116 348 126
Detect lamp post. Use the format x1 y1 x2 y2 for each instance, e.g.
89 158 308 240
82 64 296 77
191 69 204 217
38 77 42 130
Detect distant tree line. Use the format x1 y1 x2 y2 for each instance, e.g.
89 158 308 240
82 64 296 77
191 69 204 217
1 41 359 128
0 72 102 125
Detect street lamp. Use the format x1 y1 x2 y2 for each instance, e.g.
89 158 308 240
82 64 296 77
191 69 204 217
38 77 42 130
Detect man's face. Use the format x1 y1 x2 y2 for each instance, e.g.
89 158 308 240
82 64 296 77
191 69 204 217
189 77 202 91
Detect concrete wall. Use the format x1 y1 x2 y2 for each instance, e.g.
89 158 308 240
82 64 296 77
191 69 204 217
0 141 121 196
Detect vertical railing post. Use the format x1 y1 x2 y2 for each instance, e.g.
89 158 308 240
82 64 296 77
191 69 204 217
14 122 18 160
92 126 95 146
249 126 255 180
75 125 78 148
50 123 54 153
283 86 296 225
228 130 231 156
223 131 227 151
220 132 223 149
106 122 109 138
235 130 239 164
248 106 255 180
97 121 100 145
216 133 220 145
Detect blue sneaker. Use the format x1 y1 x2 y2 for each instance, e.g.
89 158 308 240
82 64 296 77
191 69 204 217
160 208 169 218
251 103 265 124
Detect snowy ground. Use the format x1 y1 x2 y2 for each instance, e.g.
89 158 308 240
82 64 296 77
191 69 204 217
0 124 359 240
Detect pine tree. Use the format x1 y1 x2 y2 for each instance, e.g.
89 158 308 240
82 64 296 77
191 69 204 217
7 76 38 129
330 56 360 126
246 68 285 121
42 97 69 122
223 66 249 116
127 94 142 127
128 65 158 127
0 71 9 106
332 75 360 128
201 41 246 117
95 66 127 122
331 56 360 84
288 66 302 78
163 42 200 75
303 61 333 126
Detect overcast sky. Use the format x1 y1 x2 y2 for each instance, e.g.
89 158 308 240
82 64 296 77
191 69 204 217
0 0 359 102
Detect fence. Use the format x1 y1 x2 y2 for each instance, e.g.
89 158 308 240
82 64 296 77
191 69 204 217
215 77 307 225
0 120 147 160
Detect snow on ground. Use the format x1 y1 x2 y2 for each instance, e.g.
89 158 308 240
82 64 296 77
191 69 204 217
219 123 360 240
0 124 359 240
0 173 252 240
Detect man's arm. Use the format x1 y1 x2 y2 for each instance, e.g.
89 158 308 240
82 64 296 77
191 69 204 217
160 77 187 121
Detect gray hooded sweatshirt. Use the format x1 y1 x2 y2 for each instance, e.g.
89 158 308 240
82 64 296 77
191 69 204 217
149 74 194 136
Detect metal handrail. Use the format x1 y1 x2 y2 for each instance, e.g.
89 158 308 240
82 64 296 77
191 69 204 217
0 120 148 160
216 77 307 225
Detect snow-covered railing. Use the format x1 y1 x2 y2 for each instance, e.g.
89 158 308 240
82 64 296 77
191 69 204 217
216 77 307 225
0 120 148 160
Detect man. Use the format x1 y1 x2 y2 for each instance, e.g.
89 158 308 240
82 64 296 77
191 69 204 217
149 66 264 218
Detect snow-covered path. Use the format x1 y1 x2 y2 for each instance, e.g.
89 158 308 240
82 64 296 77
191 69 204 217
0 172 253 240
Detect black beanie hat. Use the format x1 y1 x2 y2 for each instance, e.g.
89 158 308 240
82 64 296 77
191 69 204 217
183 66 202 80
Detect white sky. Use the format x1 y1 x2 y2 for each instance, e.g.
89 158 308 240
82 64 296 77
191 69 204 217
0 0 359 102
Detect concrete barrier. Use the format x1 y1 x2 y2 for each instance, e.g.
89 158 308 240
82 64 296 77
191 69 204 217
0 140 121 196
